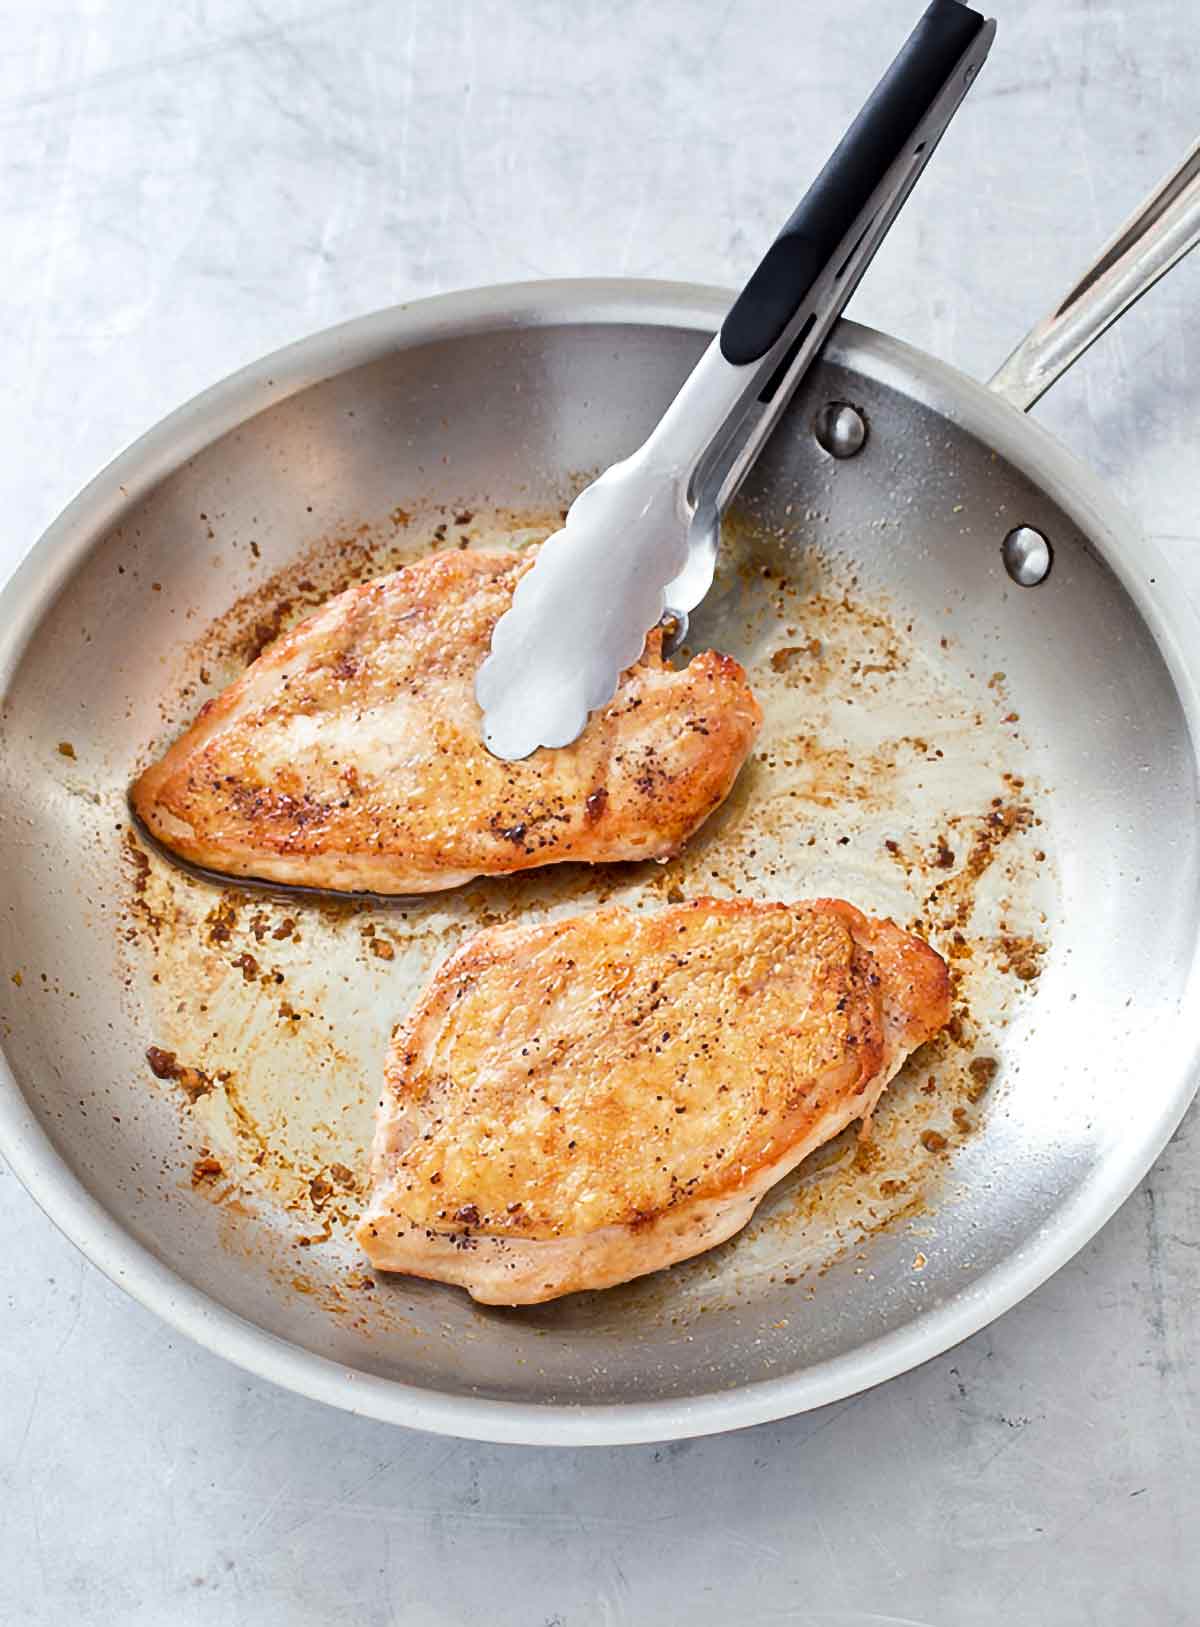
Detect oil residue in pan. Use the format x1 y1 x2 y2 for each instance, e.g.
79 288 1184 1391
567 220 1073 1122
117 499 1054 1322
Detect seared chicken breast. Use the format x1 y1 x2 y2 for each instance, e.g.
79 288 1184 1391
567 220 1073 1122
131 550 761 895
358 898 950 1304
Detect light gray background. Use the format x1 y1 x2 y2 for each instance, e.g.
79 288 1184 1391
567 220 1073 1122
2 2 1197 1623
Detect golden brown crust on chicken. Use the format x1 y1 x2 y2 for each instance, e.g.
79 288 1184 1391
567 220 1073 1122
130 550 761 895
357 898 950 1303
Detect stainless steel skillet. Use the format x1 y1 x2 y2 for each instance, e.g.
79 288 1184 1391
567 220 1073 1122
0 148 1198 1447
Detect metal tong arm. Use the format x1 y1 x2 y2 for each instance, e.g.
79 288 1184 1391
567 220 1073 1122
475 0 994 760
638 0 994 533
989 140 1200 413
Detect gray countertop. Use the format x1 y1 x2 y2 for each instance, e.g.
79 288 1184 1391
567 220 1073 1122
1 2 1197 1622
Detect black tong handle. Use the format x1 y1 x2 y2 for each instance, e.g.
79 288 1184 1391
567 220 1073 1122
721 0 987 366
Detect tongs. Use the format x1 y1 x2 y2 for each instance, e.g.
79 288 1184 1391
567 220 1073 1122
476 0 995 761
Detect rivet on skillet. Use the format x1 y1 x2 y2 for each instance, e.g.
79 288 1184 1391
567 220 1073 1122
814 402 868 460
1002 525 1053 586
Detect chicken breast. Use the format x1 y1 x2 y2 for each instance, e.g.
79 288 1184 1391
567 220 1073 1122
358 898 950 1304
131 550 761 895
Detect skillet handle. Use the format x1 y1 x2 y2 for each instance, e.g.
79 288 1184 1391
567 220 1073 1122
721 0 987 366
989 140 1200 412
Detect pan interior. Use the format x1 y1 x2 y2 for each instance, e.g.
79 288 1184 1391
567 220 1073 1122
0 312 1196 1414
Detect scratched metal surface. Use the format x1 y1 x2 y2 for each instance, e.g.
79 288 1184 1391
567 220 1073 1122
1 1 1198 1623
